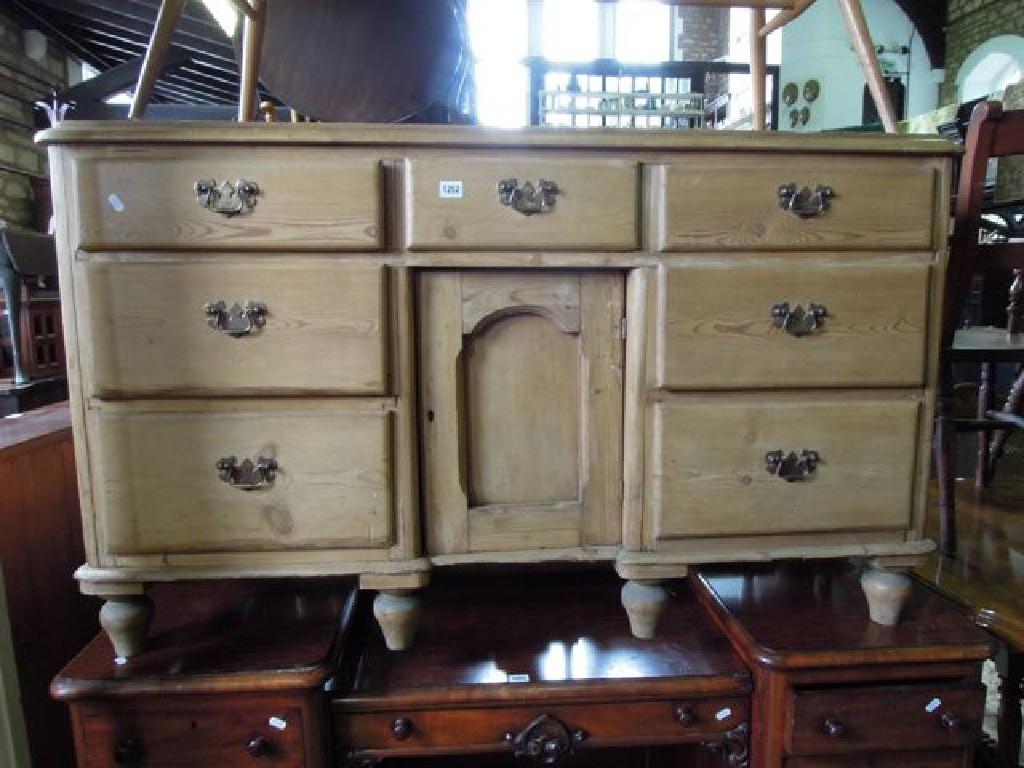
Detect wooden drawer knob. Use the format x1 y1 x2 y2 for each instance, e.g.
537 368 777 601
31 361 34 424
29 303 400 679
246 735 274 757
940 713 961 731
392 717 414 741
674 705 697 726
823 718 845 738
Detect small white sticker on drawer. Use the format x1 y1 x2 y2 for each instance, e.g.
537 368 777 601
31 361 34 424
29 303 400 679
925 698 942 713
107 193 125 212
268 716 288 731
508 673 530 683
439 180 463 199
715 708 732 721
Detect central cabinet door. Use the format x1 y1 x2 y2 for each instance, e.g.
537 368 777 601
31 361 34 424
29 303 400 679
418 271 624 555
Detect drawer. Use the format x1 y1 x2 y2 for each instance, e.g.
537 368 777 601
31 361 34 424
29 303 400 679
404 155 639 250
79 261 388 397
655 260 930 389
74 695 310 767
71 148 381 250
650 395 921 540
336 698 747 754
90 403 394 556
786 684 984 756
653 156 937 251
786 752 970 768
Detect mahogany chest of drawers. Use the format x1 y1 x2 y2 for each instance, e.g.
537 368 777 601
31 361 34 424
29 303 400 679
38 122 955 654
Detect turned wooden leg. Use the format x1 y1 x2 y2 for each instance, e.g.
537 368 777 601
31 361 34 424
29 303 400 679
936 389 958 556
749 8 766 131
373 590 422 651
837 0 898 132
98 594 154 660
238 0 267 122
860 568 911 626
621 580 668 639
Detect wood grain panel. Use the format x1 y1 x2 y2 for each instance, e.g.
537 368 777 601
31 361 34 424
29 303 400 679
655 157 936 251
650 395 921 540
72 148 381 250
405 156 639 250
80 260 387 397
90 404 394 555
656 260 930 389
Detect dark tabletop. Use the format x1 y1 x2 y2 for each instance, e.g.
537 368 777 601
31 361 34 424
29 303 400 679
341 567 750 709
53 578 359 700
693 560 993 670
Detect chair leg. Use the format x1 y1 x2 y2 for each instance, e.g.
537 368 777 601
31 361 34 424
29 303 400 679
749 9 766 131
977 362 994 488
128 0 187 119
988 364 1024 482
836 0 898 132
936 392 957 556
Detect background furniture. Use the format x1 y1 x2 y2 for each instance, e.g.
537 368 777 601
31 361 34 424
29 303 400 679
935 101 1024 555
694 560 993 768
0 402 97 768
52 578 359 768
40 121 951 658
333 569 751 766
0 224 67 415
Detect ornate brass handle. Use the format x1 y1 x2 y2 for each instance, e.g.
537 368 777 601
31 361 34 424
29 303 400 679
771 302 828 337
765 450 820 482
216 456 278 490
504 714 587 765
497 178 559 215
778 183 834 218
204 300 267 337
194 178 259 217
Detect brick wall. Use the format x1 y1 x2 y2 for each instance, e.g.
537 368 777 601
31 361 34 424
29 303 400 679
0 10 67 230
675 7 729 102
941 0 1024 105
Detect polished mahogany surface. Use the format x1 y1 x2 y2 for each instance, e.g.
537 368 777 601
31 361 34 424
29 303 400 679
53 578 358 700
0 400 70 455
693 560 992 669
341 568 750 709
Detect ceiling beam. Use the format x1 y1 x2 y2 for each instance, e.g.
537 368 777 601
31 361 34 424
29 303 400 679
60 45 190 103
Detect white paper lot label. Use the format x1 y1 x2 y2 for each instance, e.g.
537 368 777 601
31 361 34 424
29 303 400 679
439 180 463 198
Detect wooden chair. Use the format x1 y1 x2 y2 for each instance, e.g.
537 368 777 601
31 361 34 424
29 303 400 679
935 100 1024 556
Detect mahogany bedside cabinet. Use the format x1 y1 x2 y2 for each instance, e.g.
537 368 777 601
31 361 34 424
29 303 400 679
693 561 994 768
51 578 359 768
331 569 752 767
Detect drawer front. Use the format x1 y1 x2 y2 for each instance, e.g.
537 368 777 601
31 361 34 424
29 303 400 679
91 405 393 555
75 697 308 767
80 261 388 397
337 698 747 753
405 156 639 250
786 751 970 768
656 260 930 389
786 684 984 756
654 156 936 251
651 396 921 539
72 148 381 250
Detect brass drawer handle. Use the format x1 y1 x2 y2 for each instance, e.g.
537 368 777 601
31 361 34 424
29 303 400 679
194 178 259 217
765 450 820 482
778 183 834 218
216 456 278 490
504 714 587 765
204 300 267 337
497 178 559 216
246 735 274 757
771 302 828 337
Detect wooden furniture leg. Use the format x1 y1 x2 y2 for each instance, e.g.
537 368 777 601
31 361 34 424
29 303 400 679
836 0 897 133
128 0 187 119
239 0 267 122
759 0 814 38
749 8 766 131
988 364 1024 481
372 591 422 651
978 362 995 487
621 580 668 639
81 582 153 660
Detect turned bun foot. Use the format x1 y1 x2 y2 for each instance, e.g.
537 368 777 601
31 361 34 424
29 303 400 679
99 595 154 660
621 580 668 639
860 569 911 626
373 590 422 651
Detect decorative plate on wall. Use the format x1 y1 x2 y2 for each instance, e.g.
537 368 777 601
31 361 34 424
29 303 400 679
803 78 821 103
783 82 799 106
